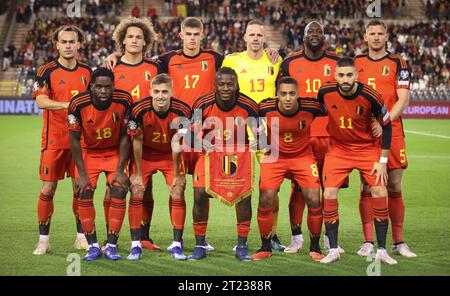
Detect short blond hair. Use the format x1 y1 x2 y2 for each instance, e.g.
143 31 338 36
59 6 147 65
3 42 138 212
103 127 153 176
52 25 85 43
112 17 157 55
365 20 387 32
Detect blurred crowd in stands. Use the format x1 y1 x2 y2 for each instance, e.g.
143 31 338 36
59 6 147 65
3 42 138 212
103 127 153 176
1 0 448 96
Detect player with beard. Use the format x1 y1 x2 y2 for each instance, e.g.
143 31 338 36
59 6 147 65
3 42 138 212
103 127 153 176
318 57 396 265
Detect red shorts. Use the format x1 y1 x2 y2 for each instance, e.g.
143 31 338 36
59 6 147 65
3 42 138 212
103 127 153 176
323 146 382 188
141 153 174 188
193 153 207 188
75 152 119 188
183 151 200 175
310 136 330 164
388 136 408 170
260 154 320 190
39 149 75 181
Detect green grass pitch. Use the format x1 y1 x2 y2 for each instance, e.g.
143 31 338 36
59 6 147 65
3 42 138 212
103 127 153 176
0 116 449 276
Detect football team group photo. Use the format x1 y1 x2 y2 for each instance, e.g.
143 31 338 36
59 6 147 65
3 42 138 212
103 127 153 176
0 0 449 276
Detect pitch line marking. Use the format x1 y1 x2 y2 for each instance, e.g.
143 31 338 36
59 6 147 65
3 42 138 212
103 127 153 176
409 155 450 160
405 130 450 140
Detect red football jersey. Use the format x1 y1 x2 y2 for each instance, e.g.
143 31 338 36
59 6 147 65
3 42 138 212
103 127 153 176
280 50 339 137
158 49 224 107
318 81 390 152
68 89 132 155
33 60 91 150
192 93 259 149
113 57 161 103
127 97 192 154
259 98 323 157
354 53 410 136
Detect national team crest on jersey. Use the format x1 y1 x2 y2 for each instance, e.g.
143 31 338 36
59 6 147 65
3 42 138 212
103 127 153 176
268 66 274 75
144 71 152 81
81 75 87 86
356 105 365 116
112 112 120 123
222 155 238 176
299 120 306 129
324 64 331 76
382 65 390 76
201 61 208 71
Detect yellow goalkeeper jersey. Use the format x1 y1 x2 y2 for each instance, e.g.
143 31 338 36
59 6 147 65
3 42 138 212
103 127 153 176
222 51 282 103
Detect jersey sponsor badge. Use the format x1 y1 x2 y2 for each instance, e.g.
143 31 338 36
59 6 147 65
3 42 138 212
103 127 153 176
382 65 390 76
268 66 274 75
81 75 87 86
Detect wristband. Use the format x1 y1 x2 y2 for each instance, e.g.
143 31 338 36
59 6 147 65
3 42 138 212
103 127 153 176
379 156 388 164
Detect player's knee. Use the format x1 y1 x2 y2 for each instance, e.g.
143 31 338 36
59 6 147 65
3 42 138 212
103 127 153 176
387 179 402 192
370 186 388 198
79 189 94 200
323 189 337 200
194 188 208 205
41 182 57 196
259 190 274 208
110 185 128 199
303 189 321 208
171 184 186 198
131 184 144 197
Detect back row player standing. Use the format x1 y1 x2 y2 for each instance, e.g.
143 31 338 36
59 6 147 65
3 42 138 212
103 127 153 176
279 21 344 253
354 20 416 258
33 25 91 255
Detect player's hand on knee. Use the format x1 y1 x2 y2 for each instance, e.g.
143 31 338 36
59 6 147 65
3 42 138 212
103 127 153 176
77 176 93 198
371 162 388 186
112 171 130 191
129 174 144 195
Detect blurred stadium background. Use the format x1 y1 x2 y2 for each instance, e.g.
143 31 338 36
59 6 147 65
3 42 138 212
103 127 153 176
0 0 449 276
0 0 448 106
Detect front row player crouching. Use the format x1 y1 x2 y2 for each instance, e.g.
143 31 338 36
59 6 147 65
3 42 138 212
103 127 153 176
319 57 397 265
69 68 132 261
252 77 325 261
173 67 258 261
127 74 192 260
